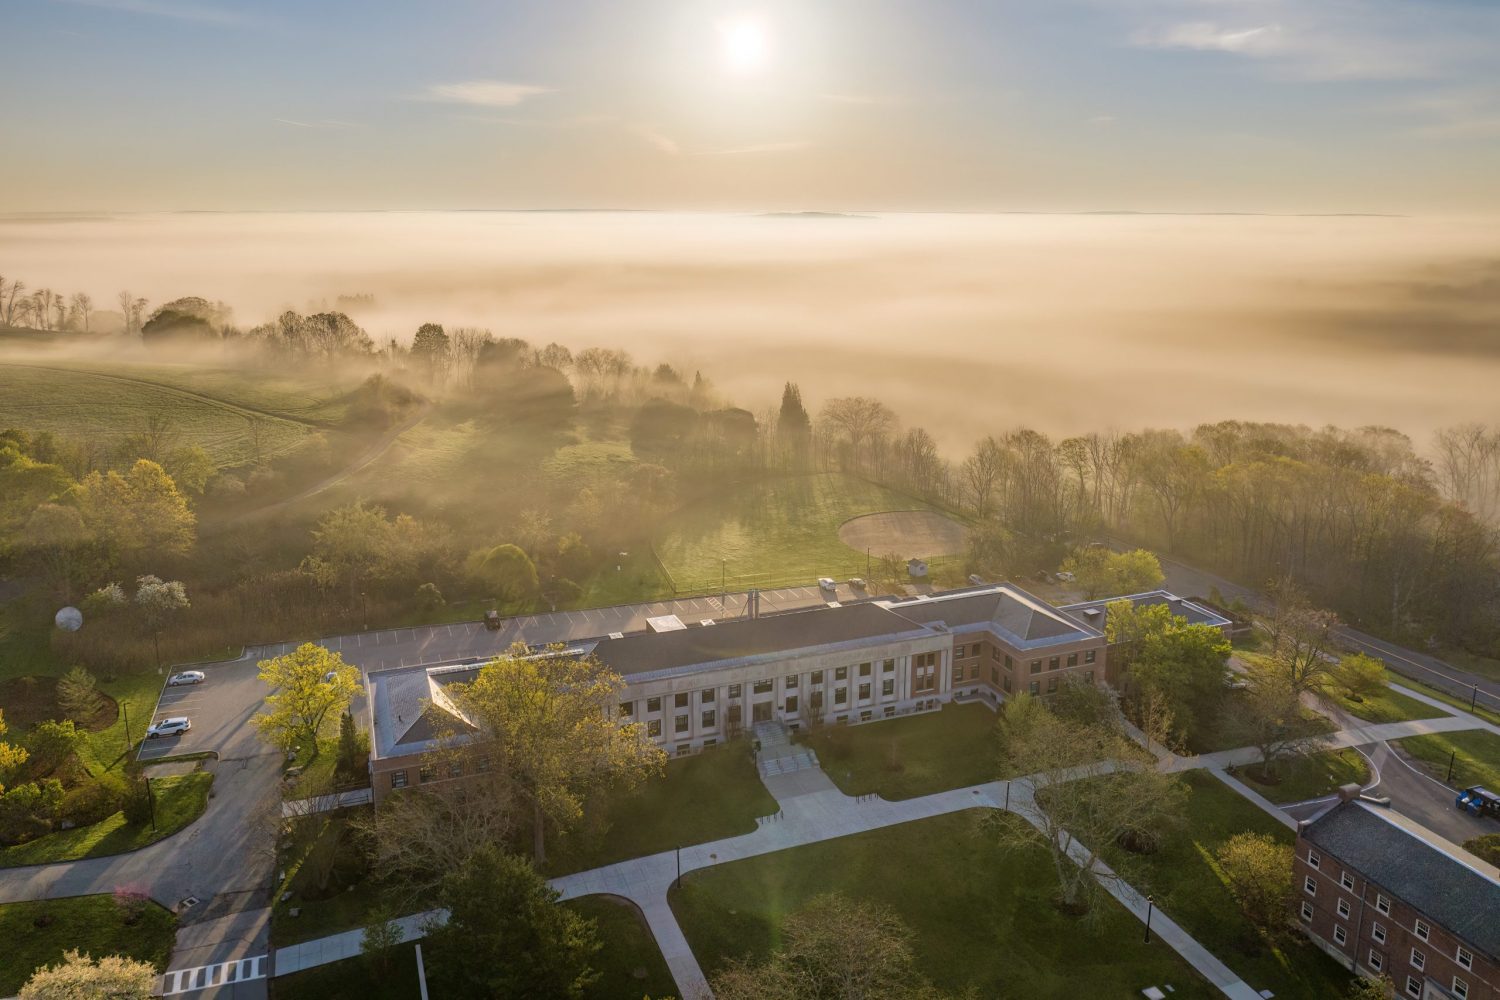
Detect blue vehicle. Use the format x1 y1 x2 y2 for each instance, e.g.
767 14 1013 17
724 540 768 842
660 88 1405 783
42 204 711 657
1454 786 1500 820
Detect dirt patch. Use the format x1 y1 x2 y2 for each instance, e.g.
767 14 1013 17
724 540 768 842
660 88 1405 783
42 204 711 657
837 510 968 558
0 676 118 732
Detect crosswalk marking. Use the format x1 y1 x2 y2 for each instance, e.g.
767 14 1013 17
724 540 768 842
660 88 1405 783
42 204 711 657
160 955 266 995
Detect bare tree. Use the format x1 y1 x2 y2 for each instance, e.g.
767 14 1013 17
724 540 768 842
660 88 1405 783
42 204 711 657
818 396 897 469
68 292 93 332
1262 579 1341 695
0 276 24 325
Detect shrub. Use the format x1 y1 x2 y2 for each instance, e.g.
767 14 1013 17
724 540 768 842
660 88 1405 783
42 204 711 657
120 777 154 826
416 582 445 609
57 777 127 827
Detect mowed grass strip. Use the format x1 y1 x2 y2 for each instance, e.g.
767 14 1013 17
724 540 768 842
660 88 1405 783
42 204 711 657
1397 730 1500 790
566 895 678 1000
44 360 362 425
655 472 962 591
669 809 1214 998
800 702 1002 800
0 771 214 868
0 363 308 468
0 894 177 995
1319 680 1447 725
1230 748 1370 804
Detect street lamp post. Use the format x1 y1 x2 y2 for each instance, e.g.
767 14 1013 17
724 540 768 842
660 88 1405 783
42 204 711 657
676 844 682 890
122 702 132 758
1143 895 1155 943
1446 750 1457 783
146 775 157 832
361 591 368 631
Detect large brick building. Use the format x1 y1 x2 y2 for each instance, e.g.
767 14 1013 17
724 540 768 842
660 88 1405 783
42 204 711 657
363 583 1219 802
1295 795 1500 1000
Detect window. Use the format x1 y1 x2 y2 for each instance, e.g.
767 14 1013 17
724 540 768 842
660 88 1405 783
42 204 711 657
914 652 939 669
955 645 966 659
811 671 824 684
1414 920 1430 942
1369 951 1382 972
835 687 848 706
391 769 408 789
703 738 717 748
419 765 434 784
675 715 689 734
809 690 823 709
1084 671 1094 685
1304 876 1317 896
836 666 849 680
1334 925 1347 945
783 676 796 690
883 659 895 672
1084 649 1097 664
674 692 688 708
1307 850 1322 869
1004 675 1013 692
1029 681 1040 695
702 709 716 729
783 697 797 714
702 688 716 703
753 680 774 695
1005 654 1013 670
991 647 1001 661
1338 899 1351 918
1340 871 1355 891
882 678 895 697
1067 653 1079 667
1457 946 1473 970
1405 977 1421 998
476 754 492 772
647 719 661 737
1030 660 1042 674
1048 656 1060 671
1376 894 1390 915
1046 676 1059 694
1300 901 1313 922
990 666 1000 684
858 683 871 700
619 700 635 717
1410 949 1425 972
728 684 742 698
1372 923 1386 944
647 696 662 713
860 662 872 677
1453 979 1469 1000
676 743 691 757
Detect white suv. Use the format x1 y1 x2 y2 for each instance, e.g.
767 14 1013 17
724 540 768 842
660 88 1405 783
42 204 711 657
146 717 191 739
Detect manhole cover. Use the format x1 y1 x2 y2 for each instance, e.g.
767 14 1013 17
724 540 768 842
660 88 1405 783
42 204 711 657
179 896 200 910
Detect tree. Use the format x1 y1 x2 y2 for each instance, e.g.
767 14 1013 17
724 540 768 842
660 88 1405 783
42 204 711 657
1329 653 1386 703
56 666 104 723
254 644 361 753
818 396 896 467
776 382 812 462
134 575 189 670
410 323 452 383
335 710 364 781
26 720 82 776
450 645 665 863
361 907 405 975
468 544 540 609
1130 623 1230 745
1103 598 1178 677
1226 671 1332 781
0 710 30 791
989 694 1185 913
67 292 93 332
1262 581 1341 695
1062 548 1165 600
164 445 215 496
74 459 196 566
1346 975 1396 1000
712 893 948 1000
426 845 600 999
141 296 228 344
20 950 155 1000
1215 832 1294 941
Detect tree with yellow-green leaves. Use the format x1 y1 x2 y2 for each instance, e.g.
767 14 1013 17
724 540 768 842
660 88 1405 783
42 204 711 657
21 950 156 1000
253 644 361 754
1215 832 1294 941
449 644 665 864
0 710 30 791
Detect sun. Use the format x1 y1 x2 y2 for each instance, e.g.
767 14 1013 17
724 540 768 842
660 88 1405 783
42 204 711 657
718 15 770 75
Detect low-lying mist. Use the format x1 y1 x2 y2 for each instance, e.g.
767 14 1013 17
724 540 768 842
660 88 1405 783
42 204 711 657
4 210 1498 452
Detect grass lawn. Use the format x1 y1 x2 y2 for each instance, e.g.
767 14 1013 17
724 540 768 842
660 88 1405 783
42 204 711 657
1230 748 1370 804
670 809 1212 998
1437 647 1500 685
1396 730 1500 790
547 745 778 876
1383 673 1500 727
799 702 1001 799
0 770 214 868
272 943 423 1000
566 896 678 1000
1089 771 1354 998
1188 686 1334 754
654 472 964 592
0 894 177 995
1321 682 1447 725
271 814 392 947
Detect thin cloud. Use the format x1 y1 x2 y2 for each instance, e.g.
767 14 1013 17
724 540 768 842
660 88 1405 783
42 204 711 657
52 0 246 25
421 81 552 108
274 118 358 130
636 129 806 157
1136 22 1280 55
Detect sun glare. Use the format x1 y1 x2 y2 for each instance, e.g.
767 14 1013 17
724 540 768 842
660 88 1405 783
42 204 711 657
718 15 770 75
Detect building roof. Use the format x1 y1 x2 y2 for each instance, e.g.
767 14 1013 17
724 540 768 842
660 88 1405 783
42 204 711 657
589 601 932 677
1059 590 1232 633
882 585 1100 648
1302 800 1500 959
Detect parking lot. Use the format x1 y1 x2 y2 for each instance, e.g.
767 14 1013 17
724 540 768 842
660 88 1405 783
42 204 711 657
137 657 272 764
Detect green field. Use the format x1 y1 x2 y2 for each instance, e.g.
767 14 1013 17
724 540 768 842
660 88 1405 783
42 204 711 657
1397 730 1500 790
0 362 312 468
655 473 963 591
800 702 1002 800
1322 681 1448 724
1230 748 1370 804
670 809 1212 998
0 894 177 995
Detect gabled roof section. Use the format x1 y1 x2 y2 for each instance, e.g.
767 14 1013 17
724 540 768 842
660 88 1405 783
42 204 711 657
881 585 1100 649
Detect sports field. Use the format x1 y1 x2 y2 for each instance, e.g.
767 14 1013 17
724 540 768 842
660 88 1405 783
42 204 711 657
654 473 966 591
0 362 319 468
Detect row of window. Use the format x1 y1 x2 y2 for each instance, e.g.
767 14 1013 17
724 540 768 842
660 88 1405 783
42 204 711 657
618 659 910 718
389 753 492 789
953 644 1100 672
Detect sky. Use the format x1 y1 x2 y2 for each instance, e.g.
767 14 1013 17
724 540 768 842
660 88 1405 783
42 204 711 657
3 0 1500 213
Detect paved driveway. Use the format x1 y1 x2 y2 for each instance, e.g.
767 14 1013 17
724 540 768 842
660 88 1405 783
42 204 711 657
139 659 270 764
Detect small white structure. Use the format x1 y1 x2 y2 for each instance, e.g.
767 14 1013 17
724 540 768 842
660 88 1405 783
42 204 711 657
906 558 929 578
54 606 83 632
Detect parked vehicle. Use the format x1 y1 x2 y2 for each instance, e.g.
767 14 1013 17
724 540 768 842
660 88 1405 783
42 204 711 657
818 577 837 592
1055 571 1076 583
146 717 191 739
167 670 206 686
968 574 986 585
1455 786 1500 820
484 610 502 630
848 577 866 589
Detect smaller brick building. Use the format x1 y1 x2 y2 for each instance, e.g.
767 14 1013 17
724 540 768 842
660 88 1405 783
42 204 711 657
1294 795 1500 1000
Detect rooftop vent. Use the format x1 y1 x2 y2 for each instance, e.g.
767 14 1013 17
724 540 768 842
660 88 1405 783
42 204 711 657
608 632 625 640
646 614 687 633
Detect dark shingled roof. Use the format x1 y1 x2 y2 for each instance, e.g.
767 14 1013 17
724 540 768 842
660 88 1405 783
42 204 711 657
394 700 477 747
1303 801 1500 959
590 601 929 676
888 591 1089 643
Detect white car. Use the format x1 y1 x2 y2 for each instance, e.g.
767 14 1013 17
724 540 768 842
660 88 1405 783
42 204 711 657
848 577 866 589
168 670 206 686
1056 571 1077 583
146 717 191 739
818 577 837 591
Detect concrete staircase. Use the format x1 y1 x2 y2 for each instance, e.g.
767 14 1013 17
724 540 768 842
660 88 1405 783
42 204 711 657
753 720 819 777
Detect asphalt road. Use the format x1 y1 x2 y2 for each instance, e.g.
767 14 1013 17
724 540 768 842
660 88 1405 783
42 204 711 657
138 659 271 764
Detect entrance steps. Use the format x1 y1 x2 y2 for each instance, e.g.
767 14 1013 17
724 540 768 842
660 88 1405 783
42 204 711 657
753 720 819 777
